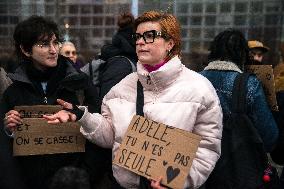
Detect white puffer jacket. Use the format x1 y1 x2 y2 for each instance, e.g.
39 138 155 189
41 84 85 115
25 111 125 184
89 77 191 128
79 56 223 189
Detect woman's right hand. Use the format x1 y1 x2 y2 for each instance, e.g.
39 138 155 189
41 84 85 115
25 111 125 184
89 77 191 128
43 99 77 124
4 110 22 133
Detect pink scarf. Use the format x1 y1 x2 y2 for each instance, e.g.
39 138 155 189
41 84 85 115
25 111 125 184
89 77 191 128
143 60 168 72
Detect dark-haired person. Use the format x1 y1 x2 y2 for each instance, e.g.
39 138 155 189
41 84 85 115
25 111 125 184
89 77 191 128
200 29 279 188
81 12 139 187
82 12 138 102
45 10 223 189
0 15 100 189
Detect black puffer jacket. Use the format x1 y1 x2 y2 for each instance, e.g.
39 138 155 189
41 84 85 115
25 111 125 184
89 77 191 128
0 55 100 189
99 26 137 101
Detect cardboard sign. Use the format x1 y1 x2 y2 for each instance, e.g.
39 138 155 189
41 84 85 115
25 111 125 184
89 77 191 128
246 65 278 111
14 105 62 118
13 118 85 156
113 115 201 189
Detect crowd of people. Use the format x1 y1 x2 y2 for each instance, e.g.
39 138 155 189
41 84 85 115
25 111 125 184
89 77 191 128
0 9 284 189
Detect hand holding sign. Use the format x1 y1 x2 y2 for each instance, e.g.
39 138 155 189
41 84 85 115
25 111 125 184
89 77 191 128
151 177 167 189
43 99 76 124
4 110 22 133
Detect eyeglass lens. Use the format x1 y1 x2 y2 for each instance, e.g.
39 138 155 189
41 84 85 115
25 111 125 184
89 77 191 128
37 41 60 49
133 30 157 44
65 51 77 56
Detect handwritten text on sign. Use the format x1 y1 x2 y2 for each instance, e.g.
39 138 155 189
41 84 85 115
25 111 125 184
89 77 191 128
14 105 62 118
13 118 85 156
113 115 201 189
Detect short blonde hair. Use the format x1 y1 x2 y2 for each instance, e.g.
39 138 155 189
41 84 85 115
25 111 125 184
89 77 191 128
134 11 181 58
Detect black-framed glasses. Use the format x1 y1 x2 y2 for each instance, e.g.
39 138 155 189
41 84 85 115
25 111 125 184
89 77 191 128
132 30 163 44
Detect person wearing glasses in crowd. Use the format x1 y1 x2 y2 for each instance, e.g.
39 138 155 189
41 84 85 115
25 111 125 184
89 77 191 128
60 41 83 69
0 15 101 189
44 11 223 189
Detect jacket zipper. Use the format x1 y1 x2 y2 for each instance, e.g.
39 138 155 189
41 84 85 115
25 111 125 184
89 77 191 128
41 82 48 104
146 75 151 85
43 96 48 104
146 74 158 103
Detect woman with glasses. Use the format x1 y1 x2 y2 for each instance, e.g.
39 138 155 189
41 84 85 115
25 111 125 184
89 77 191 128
44 11 222 189
60 41 84 70
0 15 101 189
60 41 78 63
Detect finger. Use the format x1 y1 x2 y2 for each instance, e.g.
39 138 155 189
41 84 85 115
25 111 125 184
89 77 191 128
157 176 163 183
68 113 77 122
151 180 159 188
57 115 70 123
57 99 73 109
6 110 21 118
9 114 22 123
43 110 71 124
45 114 69 124
5 116 22 126
47 119 61 124
43 110 69 120
150 176 164 189
43 114 58 121
43 115 62 124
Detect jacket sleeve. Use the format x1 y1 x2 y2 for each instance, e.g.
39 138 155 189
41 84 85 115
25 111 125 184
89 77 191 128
188 84 223 188
79 102 115 149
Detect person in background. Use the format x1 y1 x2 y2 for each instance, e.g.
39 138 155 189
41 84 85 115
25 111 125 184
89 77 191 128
80 12 138 187
81 12 138 102
270 43 284 188
60 41 83 69
200 29 279 188
248 40 269 64
44 10 223 189
0 15 100 189
0 67 12 101
0 52 19 73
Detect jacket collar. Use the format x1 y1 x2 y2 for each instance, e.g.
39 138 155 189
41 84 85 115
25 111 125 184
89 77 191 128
204 60 243 73
8 65 31 84
137 56 183 91
8 56 88 90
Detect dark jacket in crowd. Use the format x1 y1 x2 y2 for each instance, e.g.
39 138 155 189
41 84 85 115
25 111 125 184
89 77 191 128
0 55 100 189
200 60 279 152
99 25 137 101
271 91 284 163
271 91 284 186
96 27 138 104
86 24 137 188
